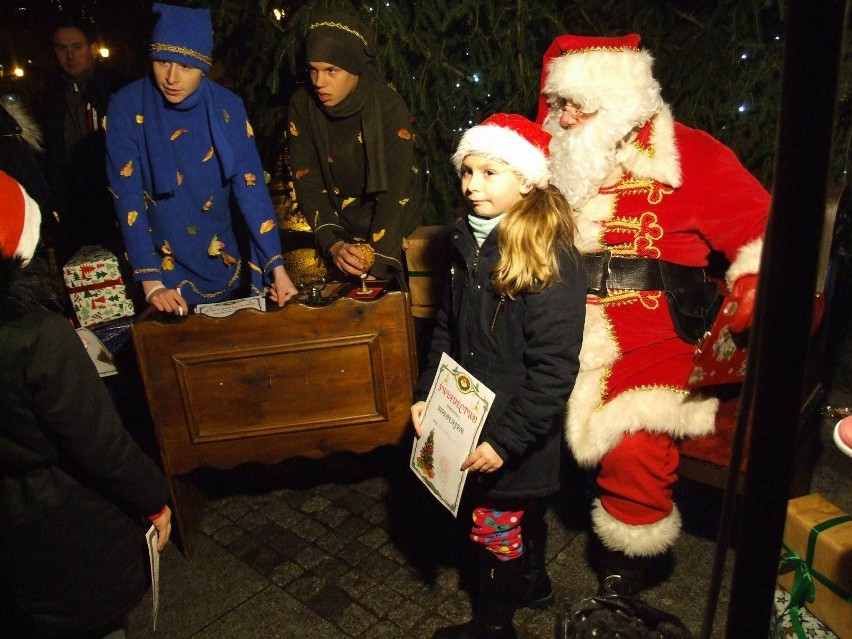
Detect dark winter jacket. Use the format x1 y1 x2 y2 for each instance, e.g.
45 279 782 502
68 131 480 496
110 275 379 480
0 101 59 257
0 101 55 219
0 257 168 638
414 218 586 501
41 64 130 261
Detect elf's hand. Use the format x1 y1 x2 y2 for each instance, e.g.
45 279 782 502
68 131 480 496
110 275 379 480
727 274 757 333
269 265 298 306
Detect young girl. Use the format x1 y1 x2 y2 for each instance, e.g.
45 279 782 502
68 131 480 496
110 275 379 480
411 114 586 639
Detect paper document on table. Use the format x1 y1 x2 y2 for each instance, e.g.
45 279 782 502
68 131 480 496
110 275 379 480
410 353 494 516
76 328 117 377
193 296 266 317
145 525 160 630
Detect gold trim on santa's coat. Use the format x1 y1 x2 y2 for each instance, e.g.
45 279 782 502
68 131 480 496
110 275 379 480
565 105 769 467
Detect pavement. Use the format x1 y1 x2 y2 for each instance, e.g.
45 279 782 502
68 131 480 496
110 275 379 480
118 282 852 639
120 390 850 639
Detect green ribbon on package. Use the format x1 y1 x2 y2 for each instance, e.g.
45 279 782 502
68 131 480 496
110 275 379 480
776 514 852 638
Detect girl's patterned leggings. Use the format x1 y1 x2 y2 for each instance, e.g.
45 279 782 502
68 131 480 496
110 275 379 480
469 506 526 561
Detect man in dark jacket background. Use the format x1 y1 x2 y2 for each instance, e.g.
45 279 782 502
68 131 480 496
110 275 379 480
40 16 129 265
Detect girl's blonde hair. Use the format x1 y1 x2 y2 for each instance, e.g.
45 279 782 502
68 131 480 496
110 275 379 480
491 183 576 298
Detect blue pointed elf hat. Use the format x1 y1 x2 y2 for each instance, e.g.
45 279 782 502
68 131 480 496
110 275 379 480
149 2 213 72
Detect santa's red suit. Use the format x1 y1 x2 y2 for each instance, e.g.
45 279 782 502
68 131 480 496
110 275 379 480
537 35 770 559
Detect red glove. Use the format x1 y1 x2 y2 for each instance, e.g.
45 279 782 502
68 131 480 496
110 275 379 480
727 275 824 335
727 274 757 333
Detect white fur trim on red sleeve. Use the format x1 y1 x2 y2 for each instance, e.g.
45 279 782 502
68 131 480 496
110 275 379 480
725 238 763 290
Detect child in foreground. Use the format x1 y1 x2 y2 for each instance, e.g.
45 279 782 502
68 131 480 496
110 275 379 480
411 114 586 639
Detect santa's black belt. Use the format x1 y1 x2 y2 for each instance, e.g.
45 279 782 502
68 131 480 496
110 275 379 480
582 252 708 297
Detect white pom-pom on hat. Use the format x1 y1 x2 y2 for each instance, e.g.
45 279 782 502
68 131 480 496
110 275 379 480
0 170 41 265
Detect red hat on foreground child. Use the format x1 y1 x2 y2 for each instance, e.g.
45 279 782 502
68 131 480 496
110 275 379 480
0 170 41 264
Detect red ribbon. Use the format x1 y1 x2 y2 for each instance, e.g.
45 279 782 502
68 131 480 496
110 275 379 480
66 278 124 294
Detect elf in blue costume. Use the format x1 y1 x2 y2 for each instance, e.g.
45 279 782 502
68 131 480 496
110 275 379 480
106 3 297 315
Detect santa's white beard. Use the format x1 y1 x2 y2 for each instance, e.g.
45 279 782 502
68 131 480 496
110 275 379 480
543 110 638 209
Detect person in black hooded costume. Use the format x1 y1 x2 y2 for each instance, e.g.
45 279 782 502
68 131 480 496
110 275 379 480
287 11 424 281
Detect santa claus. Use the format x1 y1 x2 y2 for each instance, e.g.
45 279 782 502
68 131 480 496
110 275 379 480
536 34 769 598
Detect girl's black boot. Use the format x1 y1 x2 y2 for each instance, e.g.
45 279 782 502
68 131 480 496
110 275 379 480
518 511 553 609
432 549 522 639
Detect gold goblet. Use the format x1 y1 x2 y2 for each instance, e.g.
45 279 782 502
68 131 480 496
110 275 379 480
351 243 375 296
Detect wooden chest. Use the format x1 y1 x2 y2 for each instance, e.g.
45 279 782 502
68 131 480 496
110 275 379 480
132 290 417 554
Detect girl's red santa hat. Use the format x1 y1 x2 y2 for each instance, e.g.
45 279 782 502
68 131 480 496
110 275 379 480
0 170 41 265
535 34 659 123
452 113 552 188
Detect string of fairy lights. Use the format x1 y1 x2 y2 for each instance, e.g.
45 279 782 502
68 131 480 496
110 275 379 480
3 0 774 122
4 0 824 192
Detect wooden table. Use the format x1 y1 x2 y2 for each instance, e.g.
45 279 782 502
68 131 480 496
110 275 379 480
132 290 418 555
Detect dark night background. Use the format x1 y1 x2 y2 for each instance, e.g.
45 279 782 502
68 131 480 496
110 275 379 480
0 0 849 222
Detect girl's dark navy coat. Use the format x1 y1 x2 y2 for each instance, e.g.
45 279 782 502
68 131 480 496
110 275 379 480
415 217 586 501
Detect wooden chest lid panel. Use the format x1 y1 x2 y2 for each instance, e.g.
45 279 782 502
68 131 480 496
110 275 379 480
173 333 386 441
132 291 417 474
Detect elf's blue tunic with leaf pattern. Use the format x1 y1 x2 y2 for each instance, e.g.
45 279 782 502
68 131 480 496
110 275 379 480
105 77 284 305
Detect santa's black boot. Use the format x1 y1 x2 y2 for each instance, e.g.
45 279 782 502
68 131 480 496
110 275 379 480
555 548 648 639
433 548 522 639
518 510 553 609
595 546 649 596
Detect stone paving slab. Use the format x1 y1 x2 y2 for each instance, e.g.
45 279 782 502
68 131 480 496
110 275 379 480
125 410 848 639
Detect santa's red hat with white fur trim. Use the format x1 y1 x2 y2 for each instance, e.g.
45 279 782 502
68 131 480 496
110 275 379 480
0 170 41 264
452 113 552 188
535 34 659 124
